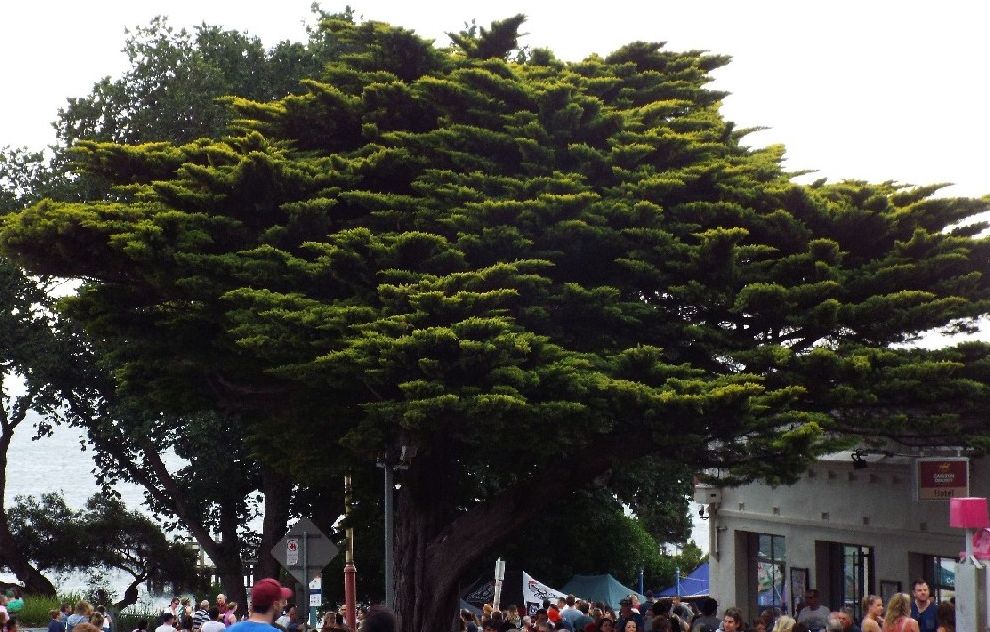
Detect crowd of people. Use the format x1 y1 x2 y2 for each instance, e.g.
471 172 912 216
148 594 242 632
0 588 25 632
455 579 957 632
0 576 958 632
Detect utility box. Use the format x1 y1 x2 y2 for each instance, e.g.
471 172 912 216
954 562 985 632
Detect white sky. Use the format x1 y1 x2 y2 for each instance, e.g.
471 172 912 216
2 1 989 198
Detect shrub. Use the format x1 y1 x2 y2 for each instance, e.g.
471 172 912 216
17 594 61 627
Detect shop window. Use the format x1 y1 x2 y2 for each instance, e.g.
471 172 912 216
753 534 786 616
826 542 874 619
926 555 955 603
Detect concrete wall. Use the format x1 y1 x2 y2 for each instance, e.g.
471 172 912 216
704 456 985 622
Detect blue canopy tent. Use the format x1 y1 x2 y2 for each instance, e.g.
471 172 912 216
561 574 646 611
657 562 709 598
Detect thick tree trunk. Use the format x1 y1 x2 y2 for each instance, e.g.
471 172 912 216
217 498 248 607
218 561 248 610
255 465 292 582
393 431 651 632
393 439 462 632
115 574 147 610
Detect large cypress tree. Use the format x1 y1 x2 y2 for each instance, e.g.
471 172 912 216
3 14 990 630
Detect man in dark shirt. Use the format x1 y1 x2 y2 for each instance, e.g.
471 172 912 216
910 579 937 632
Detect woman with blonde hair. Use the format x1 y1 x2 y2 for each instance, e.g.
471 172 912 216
883 594 919 632
771 615 795 632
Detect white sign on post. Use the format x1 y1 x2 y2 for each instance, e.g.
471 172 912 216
286 539 299 566
309 577 322 606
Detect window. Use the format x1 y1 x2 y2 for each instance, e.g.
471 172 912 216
754 534 786 615
927 555 955 603
826 542 874 619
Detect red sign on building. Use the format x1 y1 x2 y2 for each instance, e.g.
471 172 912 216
916 457 969 501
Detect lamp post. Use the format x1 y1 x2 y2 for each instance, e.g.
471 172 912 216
378 445 416 610
343 474 357 630
493 558 507 612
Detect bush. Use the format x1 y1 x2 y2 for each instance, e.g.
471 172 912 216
116 607 159 632
17 594 61 627
17 591 86 628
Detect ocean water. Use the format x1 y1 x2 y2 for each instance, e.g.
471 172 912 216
2 414 171 604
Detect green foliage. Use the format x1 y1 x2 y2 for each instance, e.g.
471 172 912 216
55 12 349 147
449 15 528 61
483 488 694 589
9 593 86 627
4 5 989 504
2 12 989 627
15 593 63 627
0 9 369 601
116 605 161 632
0 148 57 214
7 492 207 607
0 6 362 215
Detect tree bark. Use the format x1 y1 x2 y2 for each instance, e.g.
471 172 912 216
255 464 292 582
393 436 461 632
217 493 249 607
393 431 652 632
115 573 147 610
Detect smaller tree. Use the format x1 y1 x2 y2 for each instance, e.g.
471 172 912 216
8 492 207 608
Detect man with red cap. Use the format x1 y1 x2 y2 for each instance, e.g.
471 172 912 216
226 579 293 632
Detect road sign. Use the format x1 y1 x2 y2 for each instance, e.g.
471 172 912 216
272 518 339 586
286 539 299 566
309 577 322 607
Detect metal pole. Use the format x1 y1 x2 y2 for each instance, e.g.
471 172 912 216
639 567 645 596
344 475 357 630
675 566 681 597
302 531 311 625
384 458 395 610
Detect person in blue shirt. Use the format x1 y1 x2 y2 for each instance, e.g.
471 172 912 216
910 580 937 632
48 610 65 632
227 579 292 632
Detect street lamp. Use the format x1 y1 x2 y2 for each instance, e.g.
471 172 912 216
378 444 417 610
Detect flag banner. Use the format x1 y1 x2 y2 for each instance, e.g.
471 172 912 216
523 571 566 615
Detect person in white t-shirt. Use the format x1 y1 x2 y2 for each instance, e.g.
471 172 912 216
797 590 831 632
154 614 177 632
201 608 225 632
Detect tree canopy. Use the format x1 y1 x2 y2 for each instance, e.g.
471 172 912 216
0 9 366 603
2 12 989 631
7 492 206 608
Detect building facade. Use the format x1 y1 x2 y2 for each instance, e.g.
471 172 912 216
700 452 980 623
